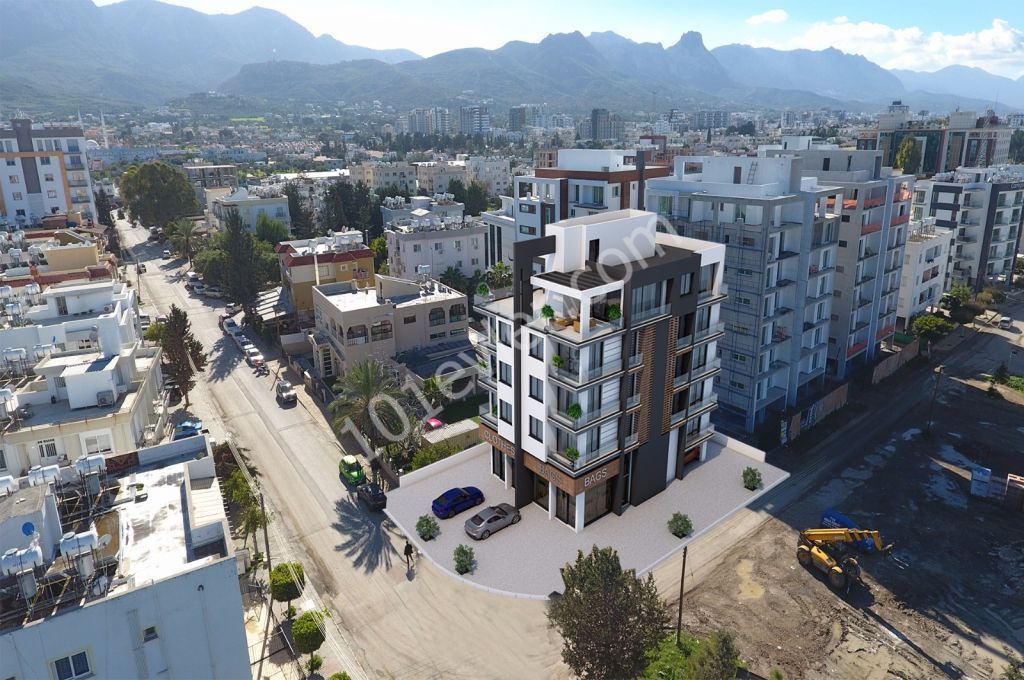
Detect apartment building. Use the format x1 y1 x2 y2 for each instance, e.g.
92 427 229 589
591 108 612 141
346 162 417 194
647 155 842 433
481 149 670 266
400 107 452 135
463 156 512 197
380 194 465 225
459 105 491 135
474 209 725 532
691 111 730 129
415 161 469 194
911 166 1024 291
183 163 237 207
308 275 468 379
762 143 914 377
0 280 167 478
0 436 250 680
385 217 487 280
0 118 96 226
208 187 290 232
508 104 547 132
534 148 558 169
275 231 374 318
897 219 954 331
859 106 1012 174
0 228 119 288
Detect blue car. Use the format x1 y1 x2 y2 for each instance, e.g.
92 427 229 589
172 419 204 441
432 486 484 519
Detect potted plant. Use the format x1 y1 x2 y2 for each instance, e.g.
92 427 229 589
566 403 583 421
607 304 622 322
491 404 498 416
416 514 440 541
667 512 693 538
742 466 763 491
541 304 555 327
454 544 476 575
565 446 580 464
551 354 566 370
477 282 490 297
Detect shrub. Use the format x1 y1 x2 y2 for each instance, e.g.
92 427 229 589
976 291 994 306
305 653 323 675
566 403 583 420
911 314 953 342
687 630 741 679
667 512 693 538
607 304 622 321
416 514 440 541
328 674 353 680
552 354 566 369
565 446 580 462
984 286 1006 303
541 304 555 320
771 670 785 680
742 467 763 491
454 544 476 575
270 562 305 617
292 610 328 658
476 282 489 296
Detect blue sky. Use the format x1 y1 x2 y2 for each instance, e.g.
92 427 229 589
95 0 1024 76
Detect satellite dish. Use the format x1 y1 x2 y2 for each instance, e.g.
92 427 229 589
21 521 35 536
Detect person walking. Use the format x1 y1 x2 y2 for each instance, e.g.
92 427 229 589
404 539 415 569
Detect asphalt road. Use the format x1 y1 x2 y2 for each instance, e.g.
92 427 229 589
118 221 565 680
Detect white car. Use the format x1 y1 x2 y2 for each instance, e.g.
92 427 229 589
999 316 1013 330
234 334 251 350
161 249 171 259
225 302 242 315
244 346 265 367
139 314 152 331
205 286 224 299
192 283 207 295
223 318 239 334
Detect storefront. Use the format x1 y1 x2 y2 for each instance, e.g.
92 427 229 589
525 453 620 532
481 423 516 490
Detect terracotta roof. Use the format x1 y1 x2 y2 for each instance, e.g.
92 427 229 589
282 248 374 268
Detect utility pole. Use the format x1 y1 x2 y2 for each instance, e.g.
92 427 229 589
675 546 688 645
925 365 944 435
255 491 273 680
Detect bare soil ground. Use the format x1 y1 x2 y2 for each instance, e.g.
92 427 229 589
682 374 1024 679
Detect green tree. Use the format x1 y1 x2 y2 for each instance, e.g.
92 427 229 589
193 247 229 287
439 266 467 293
284 184 316 239
548 546 669 680
370 235 388 272
93 187 114 227
943 284 971 311
291 610 328 673
165 219 200 266
328 359 408 456
911 314 953 343
161 305 206 407
421 375 451 408
270 562 305 616
486 261 513 290
894 136 922 175
687 631 741 680
144 321 166 345
255 213 290 245
464 180 489 216
222 209 261 316
119 161 199 226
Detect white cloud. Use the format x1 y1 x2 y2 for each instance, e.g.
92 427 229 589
768 17 1024 77
746 9 789 26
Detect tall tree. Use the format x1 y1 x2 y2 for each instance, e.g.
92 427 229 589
222 209 261 315
165 219 200 266
370 235 388 272
292 610 328 673
255 213 290 245
329 359 408 456
284 183 316 239
548 546 669 680
439 266 467 293
118 161 199 227
894 136 922 175
464 180 489 217
93 187 113 227
161 304 206 407
485 261 513 290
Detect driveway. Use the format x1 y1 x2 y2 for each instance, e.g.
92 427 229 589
387 439 788 597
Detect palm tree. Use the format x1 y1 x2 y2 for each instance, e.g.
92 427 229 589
329 359 408 455
486 261 513 290
166 218 200 266
422 375 450 409
439 266 467 293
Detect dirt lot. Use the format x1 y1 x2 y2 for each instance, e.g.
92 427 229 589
681 357 1024 678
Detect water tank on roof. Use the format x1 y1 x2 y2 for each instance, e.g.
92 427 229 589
27 246 42 257
24 282 40 296
28 464 60 487
33 344 52 360
4 347 26 362
60 528 99 560
74 454 106 476
12 231 25 242
0 475 17 495
9 248 22 261
0 286 12 301
6 302 22 317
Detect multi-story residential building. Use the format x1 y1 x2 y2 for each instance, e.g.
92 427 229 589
508 104 547 132
380 194 465 226
0 228 120 288
534 148 558 169
459 105 491 135
590 108 612 141
208 187 291 233
415 161 469 194
0 280 167 477
183 163 237 207
859 106 1012 174
400 107 452 135
346 162 417 194
0 436 250 680
308 275 468 379
647 155 842 433
691 111 730 130
275 231 374 319
463 156 512 197
474 210 725 532
762 143 914 377
0 118 96 225
896 218 954 331
911 166 1024 291
385 216 487 280
481 149 670 266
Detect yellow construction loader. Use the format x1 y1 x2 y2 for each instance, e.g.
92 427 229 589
797 528 894 592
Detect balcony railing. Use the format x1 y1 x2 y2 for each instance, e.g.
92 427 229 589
846 341 868 358
859 249 878 261
861 221 883 236
690 357 722 382
864 196 886 208
549 360 621 387
633 303 671 324
626 394 641 409
550 400 620 430
694 321 725 343
624 432 639 448
670 394 718 425
698 285 728 306
553 439 620 471
890 214 910 226
479 404 498 427
675 333 692 350
628 352 644 368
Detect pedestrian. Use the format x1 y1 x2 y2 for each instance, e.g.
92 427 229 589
404 539 414 569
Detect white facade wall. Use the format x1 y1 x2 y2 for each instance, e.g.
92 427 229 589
386 225 488 280
897 224 953 328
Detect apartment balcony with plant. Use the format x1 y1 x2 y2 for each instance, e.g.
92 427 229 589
547 339 622 389
549 419 620 471
529 278 625 345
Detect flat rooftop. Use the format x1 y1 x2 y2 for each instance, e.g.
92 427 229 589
392 286 463 307
321 287 382 313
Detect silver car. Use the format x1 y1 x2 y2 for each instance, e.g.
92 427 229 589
464 503 520 540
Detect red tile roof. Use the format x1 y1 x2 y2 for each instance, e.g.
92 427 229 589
282 248 374 268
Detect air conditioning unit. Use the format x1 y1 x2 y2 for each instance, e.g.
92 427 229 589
103 304 113 313
96 391 115 407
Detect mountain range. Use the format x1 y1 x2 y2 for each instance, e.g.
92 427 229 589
0 0 1020 115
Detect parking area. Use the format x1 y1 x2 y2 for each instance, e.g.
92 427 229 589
387 440 788 597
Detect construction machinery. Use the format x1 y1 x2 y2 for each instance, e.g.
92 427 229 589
797 528 894 592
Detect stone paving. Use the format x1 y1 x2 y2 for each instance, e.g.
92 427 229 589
386 440 789 597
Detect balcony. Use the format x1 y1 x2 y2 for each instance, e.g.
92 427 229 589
756 386 787 410
552 439 619 471
675 333 693 350
670 394 718 425
876 324 896 340
67 180 89 188
894 190 913 202
549 360 622 388
694 321 726 344
633 303 671 324
890 214 910 226
674 358 722 388
858 249 878 261
624 432 639 448
628 352 644 368
626 394 641 409
550 400 620 431
770 249 800 262
861 221 883 236
757 358 788 378
71 195 91 204
956 234 978 243
803 317 828 332
479 404 498 428
698 285 728 307
856 297 872 309
856 273 876 287
808 264 834 277
864 196 886 208
767 278 795 291
766 305 794 321
805 289 832 303
479 372 497 391
846 341 868 358
534 315 624 345
799 365 826 384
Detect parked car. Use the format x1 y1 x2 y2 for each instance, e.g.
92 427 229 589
275 379 297 404
161 249 171 259
187 271 200 284
205 286 224 299
172 419 203 441
156 314 168 324
338 455 366 485
225 301 242 315
223 318 239 334
192 283 207 296
464 503 520 540
424 418 444 432
999 316 1013 330
432 486 484 519
234 335 251 351
357 482 387 511
244 346 264 367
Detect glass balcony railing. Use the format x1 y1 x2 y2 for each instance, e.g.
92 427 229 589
628 352 643 368
550 400 621 430
624 432 639 448
549 360 621 386
626 394 641 409
553 439 620 471
694 321 725 343
632 303 671 324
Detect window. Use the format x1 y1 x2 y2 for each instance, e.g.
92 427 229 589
529 334 544 360
47 190 57 199
37 439 58 459
12 192 22 201
412 244 421 253
429 308 446 326
519 225 537 236
403 315 416 324
471 258 479 266
0 448 6 470
529 416 543 442
44 173 54 182
498 322 511 346
499 400 512 423
680 273 693 296
143 626 159 642
40 156 51 165
5 159 14 166
838 240 847 248
434 242 443 252
8 176 19 184
529 376 543 401
429 331 446 340
83 434 112 455
499 361 512 385
317 263 331 279
53 651 90 680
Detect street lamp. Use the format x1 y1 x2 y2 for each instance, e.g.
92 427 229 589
925 365 944 436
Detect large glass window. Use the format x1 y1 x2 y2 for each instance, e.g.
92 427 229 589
533 473 549 510
529 334 544 360
583 478 614 526
554 487 576 527
529 376 543 401
529 416 543 442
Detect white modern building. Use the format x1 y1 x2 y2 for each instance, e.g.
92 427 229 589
896 219 954 331
385 218 487 281
0 118 96 226
462 155 512 197
208 187 291 233
475 209 725 532
380 194 465 225
0 436 250 680
911 166 1024 291
647 155 842 433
